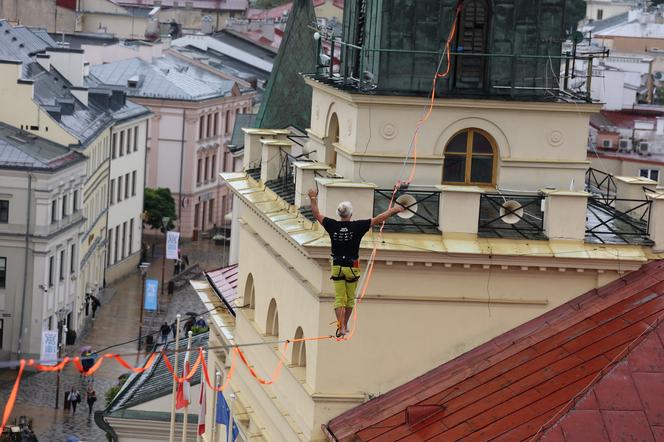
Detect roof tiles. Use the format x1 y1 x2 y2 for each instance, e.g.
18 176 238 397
205 264 239 314
325 260 664 441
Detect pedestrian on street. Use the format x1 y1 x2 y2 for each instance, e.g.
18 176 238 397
86 384 97 416
170 321 177 340
68 386 80 414
159 321 171 344
91 295 101 319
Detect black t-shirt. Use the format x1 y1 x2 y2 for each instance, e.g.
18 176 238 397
322 217 372 260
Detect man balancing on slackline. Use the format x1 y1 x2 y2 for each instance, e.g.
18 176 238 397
308 188 404 337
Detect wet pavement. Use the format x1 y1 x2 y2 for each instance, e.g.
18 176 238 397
0 238 226 441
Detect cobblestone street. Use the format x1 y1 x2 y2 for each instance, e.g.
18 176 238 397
0 238 226 441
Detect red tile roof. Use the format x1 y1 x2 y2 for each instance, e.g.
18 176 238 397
205 264 239 314
325 260 664 441
541 326 664 441
246 0 327 20
602 110 658 130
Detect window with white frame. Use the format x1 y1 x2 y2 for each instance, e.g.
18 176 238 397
640 168 660 182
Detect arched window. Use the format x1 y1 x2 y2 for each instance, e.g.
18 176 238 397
266 298 279 337
326 113 339 168
453 0 489 91
442 129 497 185
292 327 306 367
244 274 255 309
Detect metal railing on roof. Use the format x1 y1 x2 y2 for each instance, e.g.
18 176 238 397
478 193 546 240
585 197 653 245
310 31 607 102
585 167 617 206
373 188 440 234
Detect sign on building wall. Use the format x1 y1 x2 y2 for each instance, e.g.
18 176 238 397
144 279 159 311
40 330 58 366
166 231 180 260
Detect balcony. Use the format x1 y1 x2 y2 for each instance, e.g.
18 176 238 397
45 211 85 237
241 126 664 251
309 35 601 103
584 168 655 246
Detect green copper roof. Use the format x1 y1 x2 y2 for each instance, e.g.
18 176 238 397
255 0 317 130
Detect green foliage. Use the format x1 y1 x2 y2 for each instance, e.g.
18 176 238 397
105 385 122 407
143 188 177 231
252 0 290 8
191 325 209 336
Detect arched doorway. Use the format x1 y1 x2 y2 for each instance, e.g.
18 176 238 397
292 327 306 367
266 298 279 337
325 113 339 169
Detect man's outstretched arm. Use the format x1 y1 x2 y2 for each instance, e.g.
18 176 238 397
371 205 404 227
308 188 325 224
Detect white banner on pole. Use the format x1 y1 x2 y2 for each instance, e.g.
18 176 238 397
40 330 58 366
166 231 180 260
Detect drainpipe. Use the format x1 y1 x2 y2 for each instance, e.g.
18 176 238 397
17 171 32 360
178 109 185 229
104 129 112 291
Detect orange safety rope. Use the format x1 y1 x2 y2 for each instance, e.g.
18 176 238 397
200 347 238 393
236 341 289 385
0 7 464 430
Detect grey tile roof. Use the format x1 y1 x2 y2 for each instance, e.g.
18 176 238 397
172 44 270 86
28 62 116 145
110 332 209 412
0 21 149 146
89 54 236 101
0 21 57 63
0 122 85 171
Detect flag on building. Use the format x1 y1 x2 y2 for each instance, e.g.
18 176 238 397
175 350 191 409
197 381 206 435
216 391 239 440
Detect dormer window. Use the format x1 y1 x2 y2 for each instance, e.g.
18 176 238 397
442 128 497 186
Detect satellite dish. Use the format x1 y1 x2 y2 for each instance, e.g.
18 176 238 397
396 194 418 219
499 200 524 225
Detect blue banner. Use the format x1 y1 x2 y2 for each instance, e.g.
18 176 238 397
216 391 239 440
144 279 158 311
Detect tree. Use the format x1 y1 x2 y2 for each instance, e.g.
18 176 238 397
143 188 177 231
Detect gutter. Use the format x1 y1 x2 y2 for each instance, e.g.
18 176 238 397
95 410 118 442
16 171 32 360
321 424 339 442
178 109 185 226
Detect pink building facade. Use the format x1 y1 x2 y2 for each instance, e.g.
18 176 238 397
145 94 252 238
89 54 255 239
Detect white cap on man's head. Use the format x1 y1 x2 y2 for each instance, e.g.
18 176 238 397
337 201 353 218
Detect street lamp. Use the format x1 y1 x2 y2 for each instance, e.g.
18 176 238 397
160 216 170 296
137 262 150 351
54 307 68 410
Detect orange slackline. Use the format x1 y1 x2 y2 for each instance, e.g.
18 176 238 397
0 6 463 431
